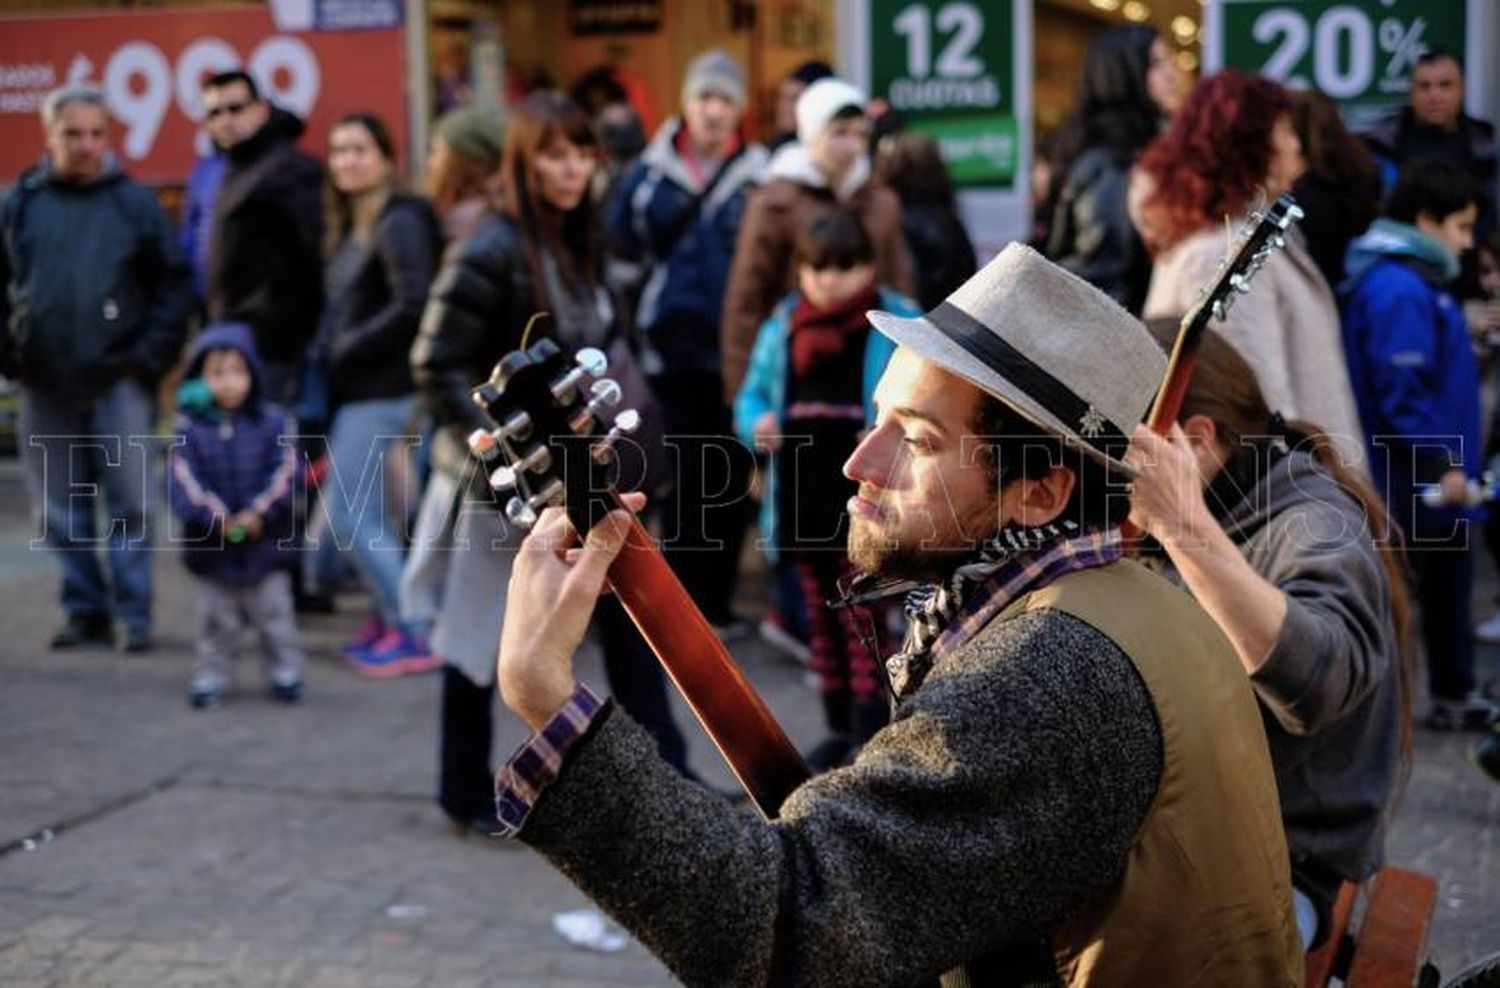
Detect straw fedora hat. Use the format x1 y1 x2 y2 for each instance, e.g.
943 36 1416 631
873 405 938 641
866 243 1165 475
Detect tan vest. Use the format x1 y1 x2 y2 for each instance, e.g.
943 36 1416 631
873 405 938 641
1002 560 1304 987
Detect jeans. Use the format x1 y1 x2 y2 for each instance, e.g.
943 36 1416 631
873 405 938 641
20 379 155 634
318 394 420 630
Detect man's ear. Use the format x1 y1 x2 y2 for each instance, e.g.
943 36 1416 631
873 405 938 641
1008 464 1077 528
1181 414 1219 451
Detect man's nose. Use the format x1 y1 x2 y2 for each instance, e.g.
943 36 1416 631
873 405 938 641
844 426 891 486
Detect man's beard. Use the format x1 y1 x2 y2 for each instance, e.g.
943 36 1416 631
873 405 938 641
846 491 1000 584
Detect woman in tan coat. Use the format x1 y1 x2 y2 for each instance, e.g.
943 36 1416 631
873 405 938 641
719 77 913 400
1131 70 1367 473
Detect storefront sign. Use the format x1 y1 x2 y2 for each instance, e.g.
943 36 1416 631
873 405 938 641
0 5 406 184
569 0 662 36
869 0 1016 189
1205 0 1479 128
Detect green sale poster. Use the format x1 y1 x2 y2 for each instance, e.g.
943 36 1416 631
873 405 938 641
868 0 1016 189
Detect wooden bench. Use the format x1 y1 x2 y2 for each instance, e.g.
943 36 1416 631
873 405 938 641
1306 866 1440 988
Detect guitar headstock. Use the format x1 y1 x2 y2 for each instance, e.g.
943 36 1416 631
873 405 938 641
465 338 641 535
1192 193 1304 326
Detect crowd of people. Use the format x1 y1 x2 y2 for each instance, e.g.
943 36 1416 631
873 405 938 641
4 25 1500 984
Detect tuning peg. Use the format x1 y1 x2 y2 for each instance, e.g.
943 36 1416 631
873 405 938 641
590 408 644 463
505 496 537 528
497 411 532 442
489 465 519 493
575 348 608 376
590 378 622 407
467 428 502 462
513 444 552 475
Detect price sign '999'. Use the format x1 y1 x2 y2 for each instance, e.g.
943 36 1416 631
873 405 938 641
104 36 318 160
1216 0 1468 127
0 6 405 183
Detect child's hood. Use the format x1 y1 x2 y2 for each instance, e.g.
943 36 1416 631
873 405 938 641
184 322 266 404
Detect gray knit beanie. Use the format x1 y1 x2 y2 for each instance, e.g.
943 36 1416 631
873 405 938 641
435 106 504 168
681 49 746 107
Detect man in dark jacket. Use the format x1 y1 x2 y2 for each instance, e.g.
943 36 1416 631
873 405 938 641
606 49 768 628
202 69 323 405
1 83 192 652
1362 47 1497 235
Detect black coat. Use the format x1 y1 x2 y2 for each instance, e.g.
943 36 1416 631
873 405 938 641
411 212 539 482
1044 147 1151 314
206 107 325 364
323 193 441 406
1290 172 1374 290
899 201 977 312
0 157 192 397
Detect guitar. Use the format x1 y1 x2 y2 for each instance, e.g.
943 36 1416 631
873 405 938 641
1122 193 1304 542
467 340 809 820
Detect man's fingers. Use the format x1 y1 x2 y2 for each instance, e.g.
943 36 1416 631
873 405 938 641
561 509 633 599
618 491 647 514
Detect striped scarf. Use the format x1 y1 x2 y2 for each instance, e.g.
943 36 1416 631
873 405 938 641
884 522 1124 698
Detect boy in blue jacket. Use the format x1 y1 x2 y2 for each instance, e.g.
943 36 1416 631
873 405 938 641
1342 158 1493 730
735 211 919 767
166 322 304 709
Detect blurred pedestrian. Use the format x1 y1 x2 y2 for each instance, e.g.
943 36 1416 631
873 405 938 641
1133 69 1366 472
313 112 442 677
722 77 913 404
1128 325 1409 951
412 90 689 835
1289 91 1381 289
593 100 646 206
734 211 915 768
1341 158 1493 731
1 84 192 652
181 84 239 306
167 323 303 709
202 69 324 408
423 105 503 247
606 49 768 631
1361 47 1496 235
877 130 977 312
1041 24 1178 313
768 60 833 153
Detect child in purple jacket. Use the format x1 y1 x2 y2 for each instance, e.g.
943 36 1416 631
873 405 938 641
166 322 304 709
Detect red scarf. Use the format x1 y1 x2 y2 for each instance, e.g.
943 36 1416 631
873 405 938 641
790 279 880 377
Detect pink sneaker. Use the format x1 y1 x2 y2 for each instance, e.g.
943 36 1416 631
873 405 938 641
340 615 387 658
343 630 442 678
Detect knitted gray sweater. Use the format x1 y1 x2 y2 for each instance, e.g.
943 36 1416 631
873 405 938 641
519 609 1163 987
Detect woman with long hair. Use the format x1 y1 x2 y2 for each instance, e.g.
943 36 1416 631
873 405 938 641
316 111 442 674
1127 324 1410 953
1131 70 1367 472
1289 90 1381 288
875 130 976 312
411 90 688 835
1041 24 1180 312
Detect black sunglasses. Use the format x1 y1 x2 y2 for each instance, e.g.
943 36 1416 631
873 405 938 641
205 101 250 120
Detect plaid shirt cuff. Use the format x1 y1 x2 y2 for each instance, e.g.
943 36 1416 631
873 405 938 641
494 683 607 838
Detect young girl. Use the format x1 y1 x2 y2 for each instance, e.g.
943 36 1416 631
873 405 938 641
735 210 920 769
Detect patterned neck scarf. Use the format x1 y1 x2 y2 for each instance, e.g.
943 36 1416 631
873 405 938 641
883 522 1125 698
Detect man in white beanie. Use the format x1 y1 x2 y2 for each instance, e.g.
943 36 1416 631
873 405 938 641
721 75 914 403
605 49 770 631
487 246 1303 986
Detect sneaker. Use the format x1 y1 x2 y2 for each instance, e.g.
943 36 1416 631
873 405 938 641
1473 725 1500 783
339 615 388 659
121 628 152 653
1475 612 1500 644
342 630 442 679
189 686 225 710
1424 693 1500 732
51 616 113 650
269 680 303 704
758 616 812 665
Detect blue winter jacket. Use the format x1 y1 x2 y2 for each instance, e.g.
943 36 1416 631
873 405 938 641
1340 218 1482 538
179 151 226 301
606 118 767 374
733 287 917 562
166 322 299 586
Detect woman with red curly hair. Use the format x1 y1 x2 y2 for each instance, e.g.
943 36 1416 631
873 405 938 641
1131 70 1367 472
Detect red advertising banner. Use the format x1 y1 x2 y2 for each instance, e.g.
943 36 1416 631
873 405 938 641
0 4 406 185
